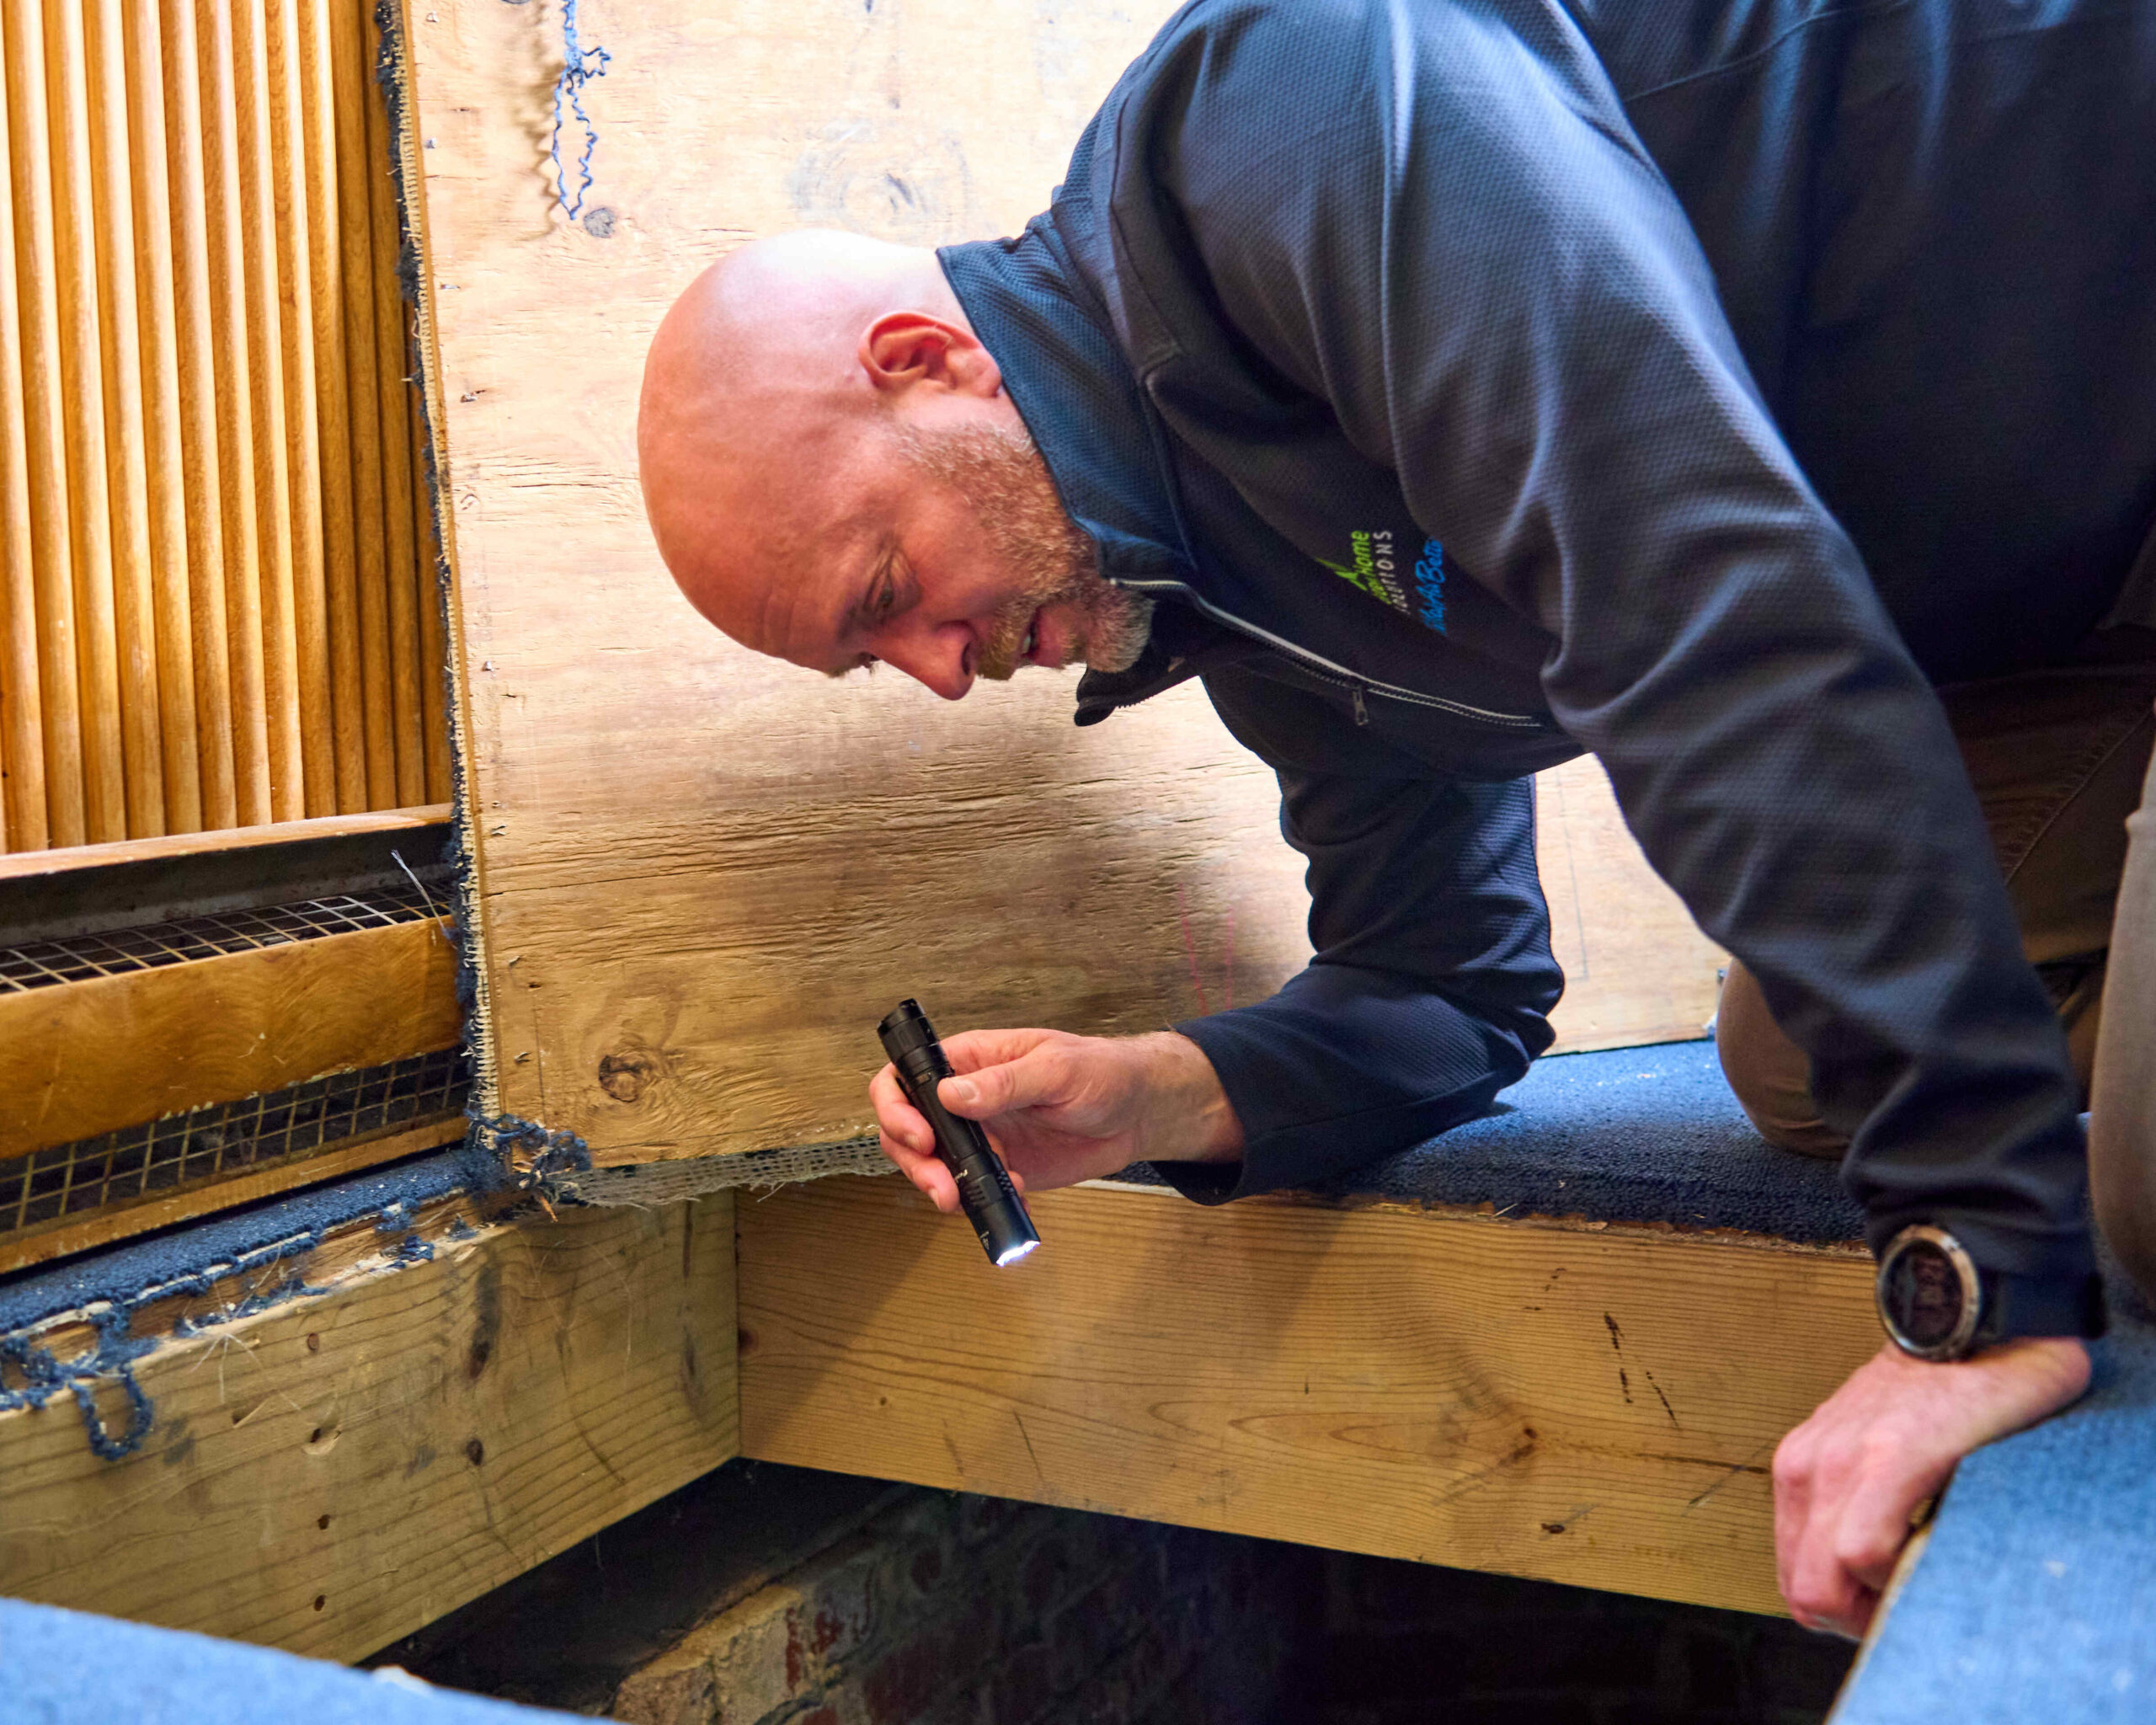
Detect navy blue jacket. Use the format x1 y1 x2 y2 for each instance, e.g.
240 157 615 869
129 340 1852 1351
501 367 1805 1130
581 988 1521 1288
940 0 2156 1319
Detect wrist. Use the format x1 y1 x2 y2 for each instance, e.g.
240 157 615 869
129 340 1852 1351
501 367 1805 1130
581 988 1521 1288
1128 1032 1246 1165
1876 1224 2106 1361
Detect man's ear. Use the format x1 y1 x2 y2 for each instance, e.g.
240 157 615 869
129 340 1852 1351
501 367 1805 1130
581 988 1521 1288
860 312 1003 398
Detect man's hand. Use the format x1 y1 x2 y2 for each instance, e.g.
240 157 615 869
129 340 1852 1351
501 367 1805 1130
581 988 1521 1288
1774 1335 2091 1637
871 1027 1244 1211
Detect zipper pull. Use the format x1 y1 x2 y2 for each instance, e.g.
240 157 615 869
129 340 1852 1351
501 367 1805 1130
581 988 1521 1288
1350 684 1369 726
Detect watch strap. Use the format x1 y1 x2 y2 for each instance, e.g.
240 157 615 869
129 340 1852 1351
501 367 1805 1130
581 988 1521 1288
1976 1266 2107 1347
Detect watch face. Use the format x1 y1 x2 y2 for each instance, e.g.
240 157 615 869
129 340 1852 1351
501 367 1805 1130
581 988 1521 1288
1881 1242 1964 1348
1877 1227 1982 1359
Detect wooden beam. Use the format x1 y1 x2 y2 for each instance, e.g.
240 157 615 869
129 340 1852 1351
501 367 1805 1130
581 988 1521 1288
0 1112 466 1276
737 1178 1877 1617
0 914 461 1156
0 1193 739 1661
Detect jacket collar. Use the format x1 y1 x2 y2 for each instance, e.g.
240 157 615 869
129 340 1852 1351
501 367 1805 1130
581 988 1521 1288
938 220 1194 587
941 221 1215 723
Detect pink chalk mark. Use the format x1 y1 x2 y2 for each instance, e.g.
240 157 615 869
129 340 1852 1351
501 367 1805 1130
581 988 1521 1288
1176 884 1209 1016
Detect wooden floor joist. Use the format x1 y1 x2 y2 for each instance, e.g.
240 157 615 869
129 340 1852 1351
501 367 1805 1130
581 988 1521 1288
0 1192 739 1663
738 1178 1879 1617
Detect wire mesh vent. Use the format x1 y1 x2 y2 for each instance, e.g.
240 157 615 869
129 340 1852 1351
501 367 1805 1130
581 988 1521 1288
0 884 444 996
0 1049 472 1238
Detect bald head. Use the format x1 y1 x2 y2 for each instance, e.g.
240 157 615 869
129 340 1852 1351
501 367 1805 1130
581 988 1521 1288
638 229 1151 699
640 232 977 638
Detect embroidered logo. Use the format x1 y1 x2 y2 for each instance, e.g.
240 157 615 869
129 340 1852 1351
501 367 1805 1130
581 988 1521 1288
1320 531 1449 635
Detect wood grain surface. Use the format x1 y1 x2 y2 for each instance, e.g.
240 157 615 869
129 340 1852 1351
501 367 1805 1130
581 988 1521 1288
404 0 1721 1167
0 1194 739 1661
0 913 462 1156
738 1178 1876 1616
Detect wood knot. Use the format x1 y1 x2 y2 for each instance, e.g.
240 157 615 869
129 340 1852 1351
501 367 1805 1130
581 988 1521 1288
597 1049 654 1103
465 1437 485 1467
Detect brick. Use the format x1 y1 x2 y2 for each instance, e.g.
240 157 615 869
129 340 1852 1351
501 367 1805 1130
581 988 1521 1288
611 1582 798 1725
990 1642 1052 1725
859 1591 1000 1725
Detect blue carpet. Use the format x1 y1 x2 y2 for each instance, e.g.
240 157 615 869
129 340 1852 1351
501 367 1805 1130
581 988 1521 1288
0 1147 490 1336
0 1599 574 1723
0 1147 495 1461
1127 1039 1865 1242
1835 1269 2156 1724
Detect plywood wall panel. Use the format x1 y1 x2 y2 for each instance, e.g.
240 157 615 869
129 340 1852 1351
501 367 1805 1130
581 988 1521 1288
404 0 1722 1166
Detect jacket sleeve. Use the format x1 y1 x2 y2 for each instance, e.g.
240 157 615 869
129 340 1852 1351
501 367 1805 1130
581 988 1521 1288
1157 661 1560 1204
1137 0 2095 1297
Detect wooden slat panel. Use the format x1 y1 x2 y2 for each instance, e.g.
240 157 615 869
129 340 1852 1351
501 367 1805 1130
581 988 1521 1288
195 0 276 826
156 0 241 833
123 0 205 837
739 1178 1877 1617
0 31 49 853
45 0 128 843
263 0 339 818
0 0 437 855
0 914 462 1157
232 0 306 820
85 0 168 841
0 1194 739 1661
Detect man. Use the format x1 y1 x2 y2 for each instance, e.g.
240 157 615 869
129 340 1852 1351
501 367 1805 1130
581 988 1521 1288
638 0 2156 1637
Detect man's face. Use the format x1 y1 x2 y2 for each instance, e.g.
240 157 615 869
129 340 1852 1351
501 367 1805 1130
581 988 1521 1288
700 417 1152 702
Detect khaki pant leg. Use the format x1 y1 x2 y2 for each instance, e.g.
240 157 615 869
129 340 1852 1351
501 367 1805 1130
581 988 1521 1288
2090 702 2156 1303
1717 652 2156 1159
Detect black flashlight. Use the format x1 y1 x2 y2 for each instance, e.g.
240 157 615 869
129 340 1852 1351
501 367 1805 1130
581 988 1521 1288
878 999 1041 1267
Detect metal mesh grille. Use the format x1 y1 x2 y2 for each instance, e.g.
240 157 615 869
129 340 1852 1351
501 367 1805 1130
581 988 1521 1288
0 884 444 995
0 1049 472 1236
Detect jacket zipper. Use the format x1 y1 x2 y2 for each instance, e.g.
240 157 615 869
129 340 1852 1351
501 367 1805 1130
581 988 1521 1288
1116 578 1548 731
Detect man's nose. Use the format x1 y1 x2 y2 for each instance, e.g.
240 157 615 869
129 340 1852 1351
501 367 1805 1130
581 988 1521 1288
874 624 975 702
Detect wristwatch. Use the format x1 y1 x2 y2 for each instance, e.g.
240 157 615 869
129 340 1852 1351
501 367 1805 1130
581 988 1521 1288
1876 1224 2106 1362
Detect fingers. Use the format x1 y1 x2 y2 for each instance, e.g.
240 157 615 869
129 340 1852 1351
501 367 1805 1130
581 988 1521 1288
937 1038 1075 1121
868 1062 958 1212
1776 1393 1914 1637
936 1026 1061 1077
1770 1338 2069 1638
